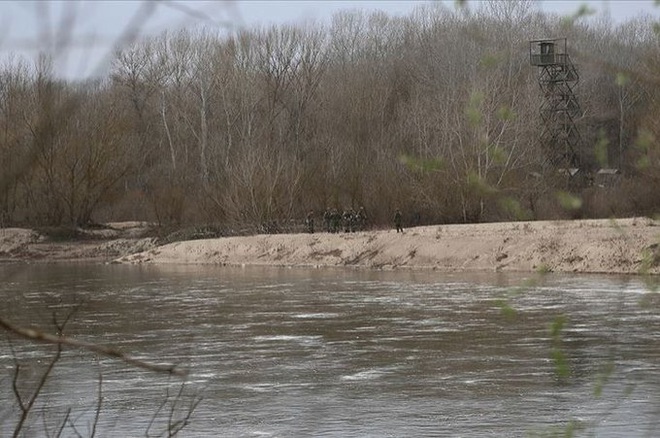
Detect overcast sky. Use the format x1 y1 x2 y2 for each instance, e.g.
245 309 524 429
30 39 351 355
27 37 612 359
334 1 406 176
0 0 658 80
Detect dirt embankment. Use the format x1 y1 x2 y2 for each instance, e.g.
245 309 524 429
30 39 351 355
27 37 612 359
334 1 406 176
114 217 660 275
0 222 157 263
1 218 658 274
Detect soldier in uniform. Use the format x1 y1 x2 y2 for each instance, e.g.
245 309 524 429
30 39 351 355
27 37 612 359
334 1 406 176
305 210 315 234
394 209 403 233
356 206 367 231
348 208 357 232
331 208 340 233
343 208 355 232
323 208 331 233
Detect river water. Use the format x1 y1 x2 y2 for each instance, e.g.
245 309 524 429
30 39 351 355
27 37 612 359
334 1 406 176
1 264 659 437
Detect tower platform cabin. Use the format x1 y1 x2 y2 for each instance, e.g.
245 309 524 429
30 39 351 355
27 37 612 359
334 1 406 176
529 38 579 81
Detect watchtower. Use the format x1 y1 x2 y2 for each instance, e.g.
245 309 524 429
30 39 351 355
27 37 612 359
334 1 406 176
529 38 581 172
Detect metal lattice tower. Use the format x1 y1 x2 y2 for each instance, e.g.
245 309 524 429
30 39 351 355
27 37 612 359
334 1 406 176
530 38 581 171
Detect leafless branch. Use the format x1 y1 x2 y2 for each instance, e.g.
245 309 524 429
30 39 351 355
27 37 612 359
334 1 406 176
145 380 202 438
11 315 65 438
168 389 202 437
53 407 71 438
161 0 238 29
11 341 26 413
146 376 172 437
0 316 187 376
90 360 103 438
40 405 51 438
66 416 84 438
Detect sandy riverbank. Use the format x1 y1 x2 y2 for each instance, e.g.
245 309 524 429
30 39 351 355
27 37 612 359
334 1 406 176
0 222 157 263
113 217 659 275
1 218 658 275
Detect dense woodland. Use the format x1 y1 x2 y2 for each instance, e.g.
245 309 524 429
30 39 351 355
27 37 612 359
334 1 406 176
0 1 658 232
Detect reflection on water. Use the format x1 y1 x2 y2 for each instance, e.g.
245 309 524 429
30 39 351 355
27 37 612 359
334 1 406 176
1 264 659 437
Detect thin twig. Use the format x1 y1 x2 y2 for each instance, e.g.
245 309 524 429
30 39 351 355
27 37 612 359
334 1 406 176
0 317 187 376
167 383 186 436
167 383 202 437
11 347 25 413
12 324 63 438
53 407 72 438
66 416 84 438
170 393 202 437
146 375 172 437
41 404 52 438
90 359 103 438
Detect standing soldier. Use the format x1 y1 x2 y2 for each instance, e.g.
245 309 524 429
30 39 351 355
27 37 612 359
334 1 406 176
356 206 367 231
323 208 331 233
305 210 315 234
394 209 403 233
342 208 353 233
348 208 357 232
331 208 340 233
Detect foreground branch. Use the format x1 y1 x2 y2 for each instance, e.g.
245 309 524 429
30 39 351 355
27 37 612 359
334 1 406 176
0 317 187 377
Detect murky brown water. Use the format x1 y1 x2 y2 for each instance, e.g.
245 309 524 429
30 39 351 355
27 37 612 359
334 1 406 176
1 264 659 437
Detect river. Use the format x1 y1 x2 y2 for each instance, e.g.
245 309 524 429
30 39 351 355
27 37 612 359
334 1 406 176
1 264 659 437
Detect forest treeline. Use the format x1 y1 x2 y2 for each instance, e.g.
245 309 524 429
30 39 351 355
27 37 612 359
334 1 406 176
0 1 658 231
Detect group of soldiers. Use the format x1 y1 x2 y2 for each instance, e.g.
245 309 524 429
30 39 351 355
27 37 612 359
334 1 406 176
306 207 368 234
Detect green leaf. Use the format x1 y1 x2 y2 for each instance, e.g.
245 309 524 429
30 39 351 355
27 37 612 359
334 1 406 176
637 155 651 169
549 316 570 380
564 419 586 437
560 16 576 27
550 315 566 339
593 362 615 398
480 54 501 69
594 129 609 167
560 2 596 27
635 128 655 152
639 247 660 291
467 171 497 197
499 197 533 221
633 128 655 170
399 154 445 173
489 146 506 165
466 108 482 126
552 348 570 379
466 91 484 127
615 72 630 87
536 264 551 274
556 191 582 210
575 3 596 17
496 105 516 122
495 298 517 320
